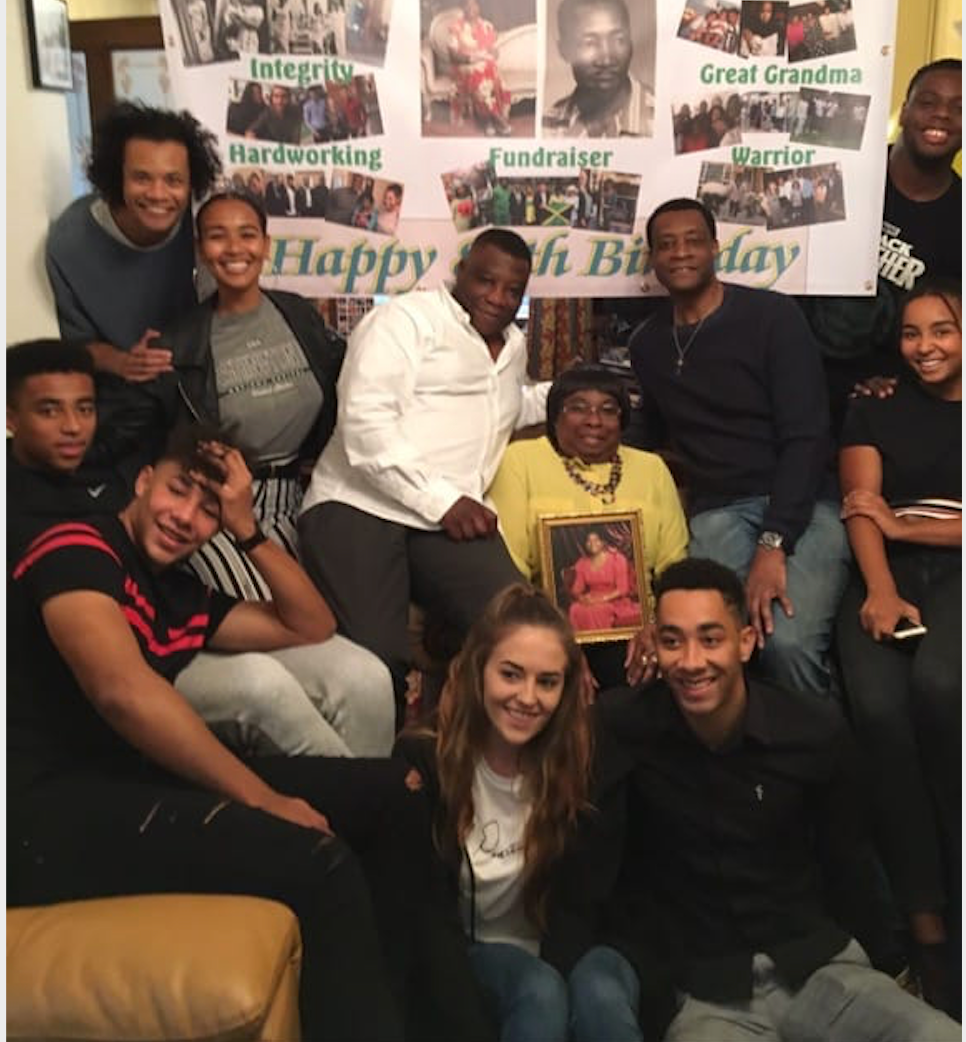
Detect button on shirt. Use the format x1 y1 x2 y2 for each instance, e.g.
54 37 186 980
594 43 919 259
301 287 548 529
612 680 890 1002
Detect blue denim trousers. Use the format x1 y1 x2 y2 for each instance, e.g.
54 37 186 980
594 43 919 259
688 497 850 696
569 945 642 1042
469 941 568 1042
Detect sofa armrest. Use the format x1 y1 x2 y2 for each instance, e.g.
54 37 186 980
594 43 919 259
421 39 454 100
7 894 302 1042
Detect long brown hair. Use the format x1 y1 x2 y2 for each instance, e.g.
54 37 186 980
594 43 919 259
429 583 593 930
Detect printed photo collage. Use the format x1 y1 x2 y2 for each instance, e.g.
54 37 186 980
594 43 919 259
218 66 400 234
170 0 391 67
441 162 642 234
676 1 859 230
672 86 870 155
214 0 654 237
676 0 856 63
226 76 383 142
178 0 863 239
697 159 845 229
218 167 403 235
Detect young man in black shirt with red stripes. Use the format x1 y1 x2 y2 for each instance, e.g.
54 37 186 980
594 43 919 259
8 416 493 1042
7 338 394 758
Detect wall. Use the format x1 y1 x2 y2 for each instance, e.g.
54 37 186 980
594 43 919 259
889 0 962 147
70 0 157 17
6 3 74 340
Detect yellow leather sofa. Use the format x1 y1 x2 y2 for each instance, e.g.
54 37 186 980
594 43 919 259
7 894 302 1042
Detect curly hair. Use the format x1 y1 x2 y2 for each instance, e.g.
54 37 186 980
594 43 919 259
87 102 222 206
427 584 593 930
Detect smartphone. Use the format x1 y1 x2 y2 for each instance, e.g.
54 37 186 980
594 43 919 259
891 616 927 641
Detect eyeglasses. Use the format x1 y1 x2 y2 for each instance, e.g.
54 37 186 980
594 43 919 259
560 400 622 419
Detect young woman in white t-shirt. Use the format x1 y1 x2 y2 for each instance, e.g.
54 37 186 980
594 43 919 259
396 584 595 1041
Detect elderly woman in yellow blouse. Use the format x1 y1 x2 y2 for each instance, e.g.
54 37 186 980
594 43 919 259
489 364 688 687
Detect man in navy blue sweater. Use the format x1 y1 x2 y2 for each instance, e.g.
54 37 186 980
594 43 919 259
629 198 848 696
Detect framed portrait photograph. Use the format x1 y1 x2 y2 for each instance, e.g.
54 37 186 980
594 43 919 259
537 511 650 645
26 0 74 91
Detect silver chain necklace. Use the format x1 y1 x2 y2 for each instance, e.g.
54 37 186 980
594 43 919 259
671 313 708 375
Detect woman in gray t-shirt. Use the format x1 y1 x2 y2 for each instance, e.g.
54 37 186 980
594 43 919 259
160 190 345 599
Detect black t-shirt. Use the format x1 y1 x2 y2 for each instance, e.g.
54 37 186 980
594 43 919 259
840 378 961 503
803 162 962 364
6 452 130 565
8 515 236 793
800 158 961 434
879 172 962 296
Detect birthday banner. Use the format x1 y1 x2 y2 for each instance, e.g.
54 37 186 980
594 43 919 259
159 0 897 297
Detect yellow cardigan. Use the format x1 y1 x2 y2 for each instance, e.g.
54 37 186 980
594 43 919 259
489 436 688 587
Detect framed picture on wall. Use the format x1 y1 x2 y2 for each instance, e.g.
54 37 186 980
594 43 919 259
25 0 74 91
537 511 650 644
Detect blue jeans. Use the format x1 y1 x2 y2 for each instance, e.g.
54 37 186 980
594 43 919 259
688 497 850 696
569 946 642 1042
469 942 568 1042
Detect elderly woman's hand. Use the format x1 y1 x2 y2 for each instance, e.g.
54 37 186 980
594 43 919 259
624 622 659 687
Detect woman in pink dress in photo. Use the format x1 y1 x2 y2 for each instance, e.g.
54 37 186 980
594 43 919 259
448 0 513 135
568 530 641 632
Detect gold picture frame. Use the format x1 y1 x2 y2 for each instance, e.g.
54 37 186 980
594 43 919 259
537 510 650 644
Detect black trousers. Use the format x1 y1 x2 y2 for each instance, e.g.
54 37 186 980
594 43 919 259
9 755 495 1042
299 502 524 693
835 550 961 917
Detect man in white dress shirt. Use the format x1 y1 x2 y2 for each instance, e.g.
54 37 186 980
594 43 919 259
298 229 545 701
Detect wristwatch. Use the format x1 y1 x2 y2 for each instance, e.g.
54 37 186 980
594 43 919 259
757 530 785 551
235 525 268 553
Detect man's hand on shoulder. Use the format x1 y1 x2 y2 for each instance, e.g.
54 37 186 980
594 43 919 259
440 496 498 541
850 374 897 400
87 329 173 383
746 546 795 649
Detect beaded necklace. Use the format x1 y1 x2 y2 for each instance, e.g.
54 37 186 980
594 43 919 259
561 453 623 505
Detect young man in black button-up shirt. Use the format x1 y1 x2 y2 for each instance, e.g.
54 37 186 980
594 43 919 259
573 559 958 1042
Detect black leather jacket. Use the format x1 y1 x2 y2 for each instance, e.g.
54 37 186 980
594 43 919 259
160 289 346 465
85 290 346 483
